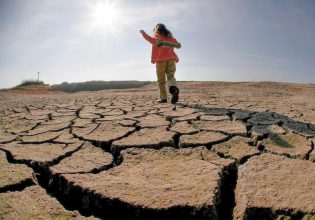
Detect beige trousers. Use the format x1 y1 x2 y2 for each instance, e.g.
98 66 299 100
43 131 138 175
156 60 177 100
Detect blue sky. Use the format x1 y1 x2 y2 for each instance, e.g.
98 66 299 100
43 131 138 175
1 0 315 88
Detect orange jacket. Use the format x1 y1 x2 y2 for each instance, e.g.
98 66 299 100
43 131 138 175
141 32 180 64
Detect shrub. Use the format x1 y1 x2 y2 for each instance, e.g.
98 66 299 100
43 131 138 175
16 79 45 87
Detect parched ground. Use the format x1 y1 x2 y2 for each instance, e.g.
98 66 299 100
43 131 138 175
0 81 315 220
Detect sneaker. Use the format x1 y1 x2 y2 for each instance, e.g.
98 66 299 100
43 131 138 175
170 86 179 104
157 99 167 103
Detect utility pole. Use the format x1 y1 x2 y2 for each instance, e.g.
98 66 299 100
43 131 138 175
37 72 40 83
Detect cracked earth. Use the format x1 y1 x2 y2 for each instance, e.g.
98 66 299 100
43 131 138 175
0 82 315 220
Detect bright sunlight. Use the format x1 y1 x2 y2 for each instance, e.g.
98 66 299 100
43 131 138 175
89 0 123 32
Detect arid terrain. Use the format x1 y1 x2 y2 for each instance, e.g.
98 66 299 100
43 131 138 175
0 81 314 220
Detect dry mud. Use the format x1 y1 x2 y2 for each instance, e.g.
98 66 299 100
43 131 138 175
0 81 315 220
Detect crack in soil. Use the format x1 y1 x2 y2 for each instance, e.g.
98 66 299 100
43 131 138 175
305 140 314 161
1 141 85 168
217 162 238 220
0 178 35 193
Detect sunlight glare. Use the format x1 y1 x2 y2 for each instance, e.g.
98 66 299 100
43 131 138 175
90 1 122 30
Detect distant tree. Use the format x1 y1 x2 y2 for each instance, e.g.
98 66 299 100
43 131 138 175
50 81 151 93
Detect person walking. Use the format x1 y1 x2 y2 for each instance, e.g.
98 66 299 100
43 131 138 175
140 23 181 104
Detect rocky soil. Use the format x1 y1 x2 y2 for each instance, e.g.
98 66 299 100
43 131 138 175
0 81 314 220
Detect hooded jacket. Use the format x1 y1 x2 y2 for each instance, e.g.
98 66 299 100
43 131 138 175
141 32 181 64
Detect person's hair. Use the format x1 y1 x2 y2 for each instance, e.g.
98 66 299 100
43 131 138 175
154 23 173 38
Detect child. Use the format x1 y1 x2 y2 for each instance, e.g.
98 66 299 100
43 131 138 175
140 23 181 104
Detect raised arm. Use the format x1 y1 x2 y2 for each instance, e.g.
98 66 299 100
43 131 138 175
140 30 181 48
140 30 157 45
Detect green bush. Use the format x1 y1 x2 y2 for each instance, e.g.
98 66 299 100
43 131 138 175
16 79 45 87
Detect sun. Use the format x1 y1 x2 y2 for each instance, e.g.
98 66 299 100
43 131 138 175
90 1 122 29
